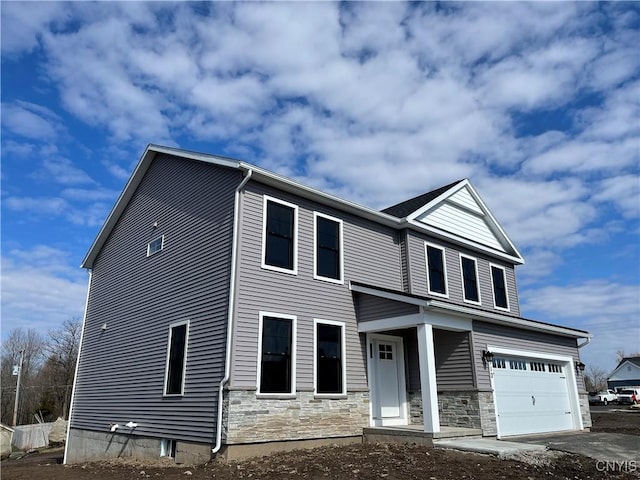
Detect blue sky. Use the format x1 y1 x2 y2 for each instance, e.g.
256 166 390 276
1 2 638 372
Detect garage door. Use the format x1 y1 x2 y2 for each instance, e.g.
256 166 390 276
492 356 573 436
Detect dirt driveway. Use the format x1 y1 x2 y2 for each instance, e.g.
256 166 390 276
2 411 639 480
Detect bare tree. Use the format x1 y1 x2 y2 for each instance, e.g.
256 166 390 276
40 319 82 419
584 365 608 392
615 349 640 364
0 328 45 425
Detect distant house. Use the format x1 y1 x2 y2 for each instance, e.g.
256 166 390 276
607 357 640 390
64 145 592 464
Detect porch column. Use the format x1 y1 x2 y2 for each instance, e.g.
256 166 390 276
417 323 440 433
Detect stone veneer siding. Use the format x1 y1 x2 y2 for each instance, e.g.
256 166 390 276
579 393 592 428
223 390 370 444
408 390 496 435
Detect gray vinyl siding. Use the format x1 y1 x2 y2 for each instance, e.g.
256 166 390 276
406 231 521 316
472 321 585 392
231 182 404 392
71 155 241 443
355 294 419 322
433 330 475 390
404 328 474 391
399 230 410 292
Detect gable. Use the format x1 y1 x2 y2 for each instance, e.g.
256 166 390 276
609 359 640 381
409 181 523 263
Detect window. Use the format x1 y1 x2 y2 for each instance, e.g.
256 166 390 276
460 255 480 304
314 213 343 283
314 320 346 395
425 243 447 296
147 236 164 256
262 197 298 273
258 313 296 395
490 264 509 310
164 321 189 395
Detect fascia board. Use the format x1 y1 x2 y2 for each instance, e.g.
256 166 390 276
426 299 592 339
406 219 525 265
406 179 524 264
243 165 400 228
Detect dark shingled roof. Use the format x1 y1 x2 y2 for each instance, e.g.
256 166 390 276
381 179 466 218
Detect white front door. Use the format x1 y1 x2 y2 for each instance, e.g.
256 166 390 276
368 334 407 426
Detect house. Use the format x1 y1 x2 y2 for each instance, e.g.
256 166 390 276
64 145 592 464
607 357 640 390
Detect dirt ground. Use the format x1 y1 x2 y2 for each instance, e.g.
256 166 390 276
2 411 639 480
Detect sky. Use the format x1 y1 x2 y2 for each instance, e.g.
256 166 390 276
1 1 639 373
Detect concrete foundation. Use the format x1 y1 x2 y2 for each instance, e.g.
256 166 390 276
65 428 211 465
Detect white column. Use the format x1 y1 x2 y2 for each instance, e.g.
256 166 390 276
417 323 440 433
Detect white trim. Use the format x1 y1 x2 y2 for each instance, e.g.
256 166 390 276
163 320 190 396
63 270 92 464
486 345 583 438
313 319 347 396
357 313 423 333
349 282 428 307
424 242 449 298
261 195 298 275
147 235 164 257
367 333 408 427
256 312 297 397
489 263 510 312
313 212 344 284
417 324 440 433
405 180 524 264
459 253 481 305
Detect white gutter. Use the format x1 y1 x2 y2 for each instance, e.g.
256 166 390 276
63 270 93 464
577 337 591 349
212 168 253 455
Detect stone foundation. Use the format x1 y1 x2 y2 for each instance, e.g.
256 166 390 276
224 390 370 444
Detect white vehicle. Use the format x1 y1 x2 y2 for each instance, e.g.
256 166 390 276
588 389 618 405
617 388 640 405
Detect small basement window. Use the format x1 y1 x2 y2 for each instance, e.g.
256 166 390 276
147 236 164 256
160 438 176 458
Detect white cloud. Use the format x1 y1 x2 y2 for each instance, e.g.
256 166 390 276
1 101 62 140
1 247 88 338
520 281 640 371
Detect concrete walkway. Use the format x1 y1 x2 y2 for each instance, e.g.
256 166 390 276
434 438 547 456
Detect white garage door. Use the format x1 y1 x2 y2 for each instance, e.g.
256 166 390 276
492 356 573 436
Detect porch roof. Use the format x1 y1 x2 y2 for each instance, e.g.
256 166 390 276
349 281 591 340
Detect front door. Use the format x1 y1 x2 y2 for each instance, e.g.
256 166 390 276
368 334 407 426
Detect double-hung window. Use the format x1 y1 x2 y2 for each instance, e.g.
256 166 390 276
257 313 296 395
314 320 346 395
164 321 189 395
460 254 480 304
425 243 447 296
314 212 343 283
490 264 509 310
262 196 298 274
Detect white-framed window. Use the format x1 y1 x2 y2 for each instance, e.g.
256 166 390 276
490 263 509 311
459 254 481 305
313 319 346 396
147 235 164 256
256 312 297 396
313 212 344 284
424 242 448 297
261 196 298 275
163 320 189 396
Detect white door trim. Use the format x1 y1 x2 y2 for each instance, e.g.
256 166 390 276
487 345 583 438
366 333 408 427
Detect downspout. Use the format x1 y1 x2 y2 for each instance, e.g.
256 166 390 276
63 269 93 464
577 337 591 349
212 168 252 455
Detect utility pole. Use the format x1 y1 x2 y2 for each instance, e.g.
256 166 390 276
12 349 24 427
